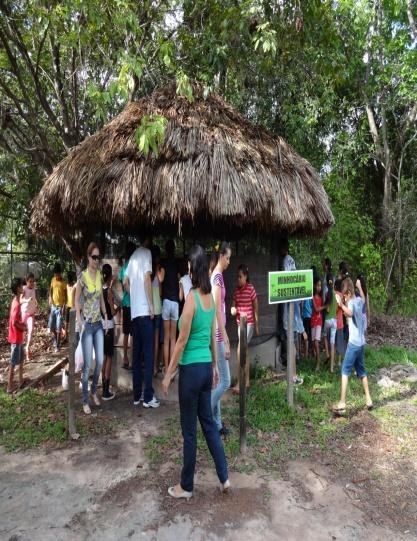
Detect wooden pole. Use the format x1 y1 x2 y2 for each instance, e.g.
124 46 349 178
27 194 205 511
239 315 248 454
68 309 77 438
286 302 294 407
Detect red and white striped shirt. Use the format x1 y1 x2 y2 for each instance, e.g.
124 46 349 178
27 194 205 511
233 283 257 325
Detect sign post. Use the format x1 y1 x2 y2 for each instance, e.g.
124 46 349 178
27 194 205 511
268 269 313 408
239 315 247 454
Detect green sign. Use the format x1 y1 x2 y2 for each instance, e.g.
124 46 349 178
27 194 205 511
268 269 313 304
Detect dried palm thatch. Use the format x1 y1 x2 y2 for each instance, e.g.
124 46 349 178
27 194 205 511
30 81 334 242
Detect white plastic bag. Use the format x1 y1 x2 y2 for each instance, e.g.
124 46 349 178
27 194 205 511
75 333 84 373
62 369 69 390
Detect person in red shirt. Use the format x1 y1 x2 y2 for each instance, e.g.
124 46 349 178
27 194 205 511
7 278 27 393
312 279 327 371
231 264 259 394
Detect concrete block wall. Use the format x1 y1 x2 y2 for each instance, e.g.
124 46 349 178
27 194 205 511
103 254 280 399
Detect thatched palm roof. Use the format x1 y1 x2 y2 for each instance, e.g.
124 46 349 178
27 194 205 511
30 81 334 242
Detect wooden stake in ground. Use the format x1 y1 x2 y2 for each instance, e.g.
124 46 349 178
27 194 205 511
286 302 294 408
68 309 77 438
239 314 248 454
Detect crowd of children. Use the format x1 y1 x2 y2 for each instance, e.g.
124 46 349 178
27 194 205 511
6 247 371 415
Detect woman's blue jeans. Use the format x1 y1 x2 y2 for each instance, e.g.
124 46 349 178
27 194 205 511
211 341 231 430
81 321 104 405
179 362 228 492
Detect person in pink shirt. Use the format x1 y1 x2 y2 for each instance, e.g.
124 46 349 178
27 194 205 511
210 242 232 437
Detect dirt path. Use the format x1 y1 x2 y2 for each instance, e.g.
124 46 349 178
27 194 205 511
1 395 413 541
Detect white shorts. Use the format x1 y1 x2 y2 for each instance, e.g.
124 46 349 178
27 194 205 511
162 299 179 321
325 318 337 345
238 324 254 344
311 325 322 342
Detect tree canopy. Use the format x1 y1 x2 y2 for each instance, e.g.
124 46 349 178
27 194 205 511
0 0 416 312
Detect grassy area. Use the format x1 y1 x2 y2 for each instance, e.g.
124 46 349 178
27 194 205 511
146 345 417 469
0 388 121 452
0 389 68 451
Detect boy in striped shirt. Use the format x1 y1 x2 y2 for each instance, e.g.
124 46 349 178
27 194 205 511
231 264 259 394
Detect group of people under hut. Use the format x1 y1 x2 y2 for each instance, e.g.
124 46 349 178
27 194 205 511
6 235 372 499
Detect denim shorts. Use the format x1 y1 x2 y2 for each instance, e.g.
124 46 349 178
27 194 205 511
325 318 337 345
162 299 179 321
10 343 24 366
341 343 367 378
237 323 254 344
48 305 63 332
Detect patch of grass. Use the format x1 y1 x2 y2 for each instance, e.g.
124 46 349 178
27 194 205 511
145 414 182 465
0 389 68 451
228 345 417 465
0 388 125 452
144 345 417 471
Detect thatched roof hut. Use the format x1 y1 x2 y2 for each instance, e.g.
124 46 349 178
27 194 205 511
30 81 333 254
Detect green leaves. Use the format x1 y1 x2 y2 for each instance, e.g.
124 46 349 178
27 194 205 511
253 22 277 55
176 72 194 103
135 115 167 157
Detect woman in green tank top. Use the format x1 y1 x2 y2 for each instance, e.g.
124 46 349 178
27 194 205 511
162 245 229 499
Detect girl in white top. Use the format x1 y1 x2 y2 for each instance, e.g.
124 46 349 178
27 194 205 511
179 273 192 302
20 272 38 360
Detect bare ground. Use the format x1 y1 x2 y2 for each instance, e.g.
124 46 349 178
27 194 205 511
1 389 416 541
1 314 417 540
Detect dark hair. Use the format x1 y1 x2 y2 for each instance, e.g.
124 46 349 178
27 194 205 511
356 274 368 297
326 272 334 289
179 256 189 277
165 239 175 257
209 251 219 273
314 278 321 293
126 241 136 260
11 277 23 295
219 241 231 256
53 263 62 274
151 245 161 279
102 264 112 282
339 261 349 278
67 271 76 285
311 265 319 282
188 245 211 294
138 231 149 245
26 272 35 281
237 263 250 283
279 238 289 253
87 242 99 257
324 257 332 271
334 278 342 292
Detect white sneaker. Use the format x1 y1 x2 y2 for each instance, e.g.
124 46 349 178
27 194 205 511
133 393 143 406
220 479 230 493
91 393 100 406
143 397 160 408
83 404 91 415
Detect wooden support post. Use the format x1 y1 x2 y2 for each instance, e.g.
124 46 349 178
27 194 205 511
239 315 248 454
286 302 294 408
68 309 77 438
